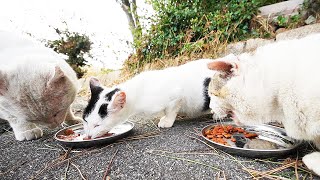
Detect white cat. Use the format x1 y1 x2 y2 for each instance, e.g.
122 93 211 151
207 33 320 175
0 31 82 141
82 59 217 138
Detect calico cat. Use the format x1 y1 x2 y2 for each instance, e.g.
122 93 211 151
207 33 320 175
0 31 82 141
82 59 217 138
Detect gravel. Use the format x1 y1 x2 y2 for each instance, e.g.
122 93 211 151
0 117 319 180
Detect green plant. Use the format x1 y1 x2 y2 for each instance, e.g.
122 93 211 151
46 28 92 78
124 0 292 73
275 15 289 27
132 1 260 66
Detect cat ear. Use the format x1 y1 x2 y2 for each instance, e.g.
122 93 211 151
47 66 66 87
89 77 103 95
111 91 126 112
207 60 238 76
89 77 101 88
0 71 8 96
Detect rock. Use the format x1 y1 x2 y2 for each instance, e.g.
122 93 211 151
259 0 304 19
305 15 317 25
222 38 275 56
225 41 245 55
276 23 320 41
276 28 287 34
244 38 275 52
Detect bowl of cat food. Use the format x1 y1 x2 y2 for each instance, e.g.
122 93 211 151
201 121 302 158
54 121 134 148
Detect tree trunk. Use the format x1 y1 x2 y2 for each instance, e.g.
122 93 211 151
117 0 142 42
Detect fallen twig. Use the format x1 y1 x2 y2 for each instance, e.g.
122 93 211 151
62 148 72 160
243 168 283 180
186 135 218 153
295 156 299 180
150 149 218 155
147 150 221 171
102 148 119 180
123 131 160 139
30 131 159 179
71 162 87 180
187 134 256 178
0 160 28 176
63 160 70 180
243 162 296 179
214 171 227 180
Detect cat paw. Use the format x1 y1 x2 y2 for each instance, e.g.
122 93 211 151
302 152 320 176
64 116 83 125
15 127 43 141
158 117 174 128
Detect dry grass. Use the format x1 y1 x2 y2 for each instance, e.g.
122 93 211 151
77 31 229 97
250 15 276 38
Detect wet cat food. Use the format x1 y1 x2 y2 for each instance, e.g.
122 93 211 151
57 128 113 141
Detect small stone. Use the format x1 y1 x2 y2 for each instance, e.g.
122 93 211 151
305 15 316 25
276 28 287 34
225 41 245 55
259 0 304 19
244 38 274 52
276 23 320 40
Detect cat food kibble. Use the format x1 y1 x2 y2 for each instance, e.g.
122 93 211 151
204 124 258 146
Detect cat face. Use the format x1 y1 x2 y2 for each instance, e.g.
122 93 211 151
40 67 77 127
207 58 239 120
82 77 126 138
0 66 77 128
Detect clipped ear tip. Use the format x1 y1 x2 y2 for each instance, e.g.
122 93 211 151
89 77 100 87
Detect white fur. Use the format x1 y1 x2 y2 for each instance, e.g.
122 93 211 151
0 31 81 141
208 33 320 175
83 59 217 138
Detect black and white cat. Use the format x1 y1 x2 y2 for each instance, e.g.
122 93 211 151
82 59 217 138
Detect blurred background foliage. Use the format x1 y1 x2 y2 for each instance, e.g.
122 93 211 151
46 28 92 78
45 0 320 77
123 0 319 73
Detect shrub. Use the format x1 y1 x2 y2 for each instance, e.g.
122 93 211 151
126 0 286 72
46 28 92 78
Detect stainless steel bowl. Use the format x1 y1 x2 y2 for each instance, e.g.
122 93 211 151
201 122 303 158
54 121 134 148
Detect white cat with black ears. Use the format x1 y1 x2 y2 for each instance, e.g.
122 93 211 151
207 33 320 176
0 31 82 141
82 59 217 138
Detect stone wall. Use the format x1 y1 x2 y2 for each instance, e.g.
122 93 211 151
224 23 320 56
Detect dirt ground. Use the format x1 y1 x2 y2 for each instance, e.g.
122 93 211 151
0 116 319 180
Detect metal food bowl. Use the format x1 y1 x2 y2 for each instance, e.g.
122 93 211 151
201 122 302 158
54 121 134 148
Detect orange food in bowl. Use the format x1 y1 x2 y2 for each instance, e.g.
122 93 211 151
204 124 258 146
